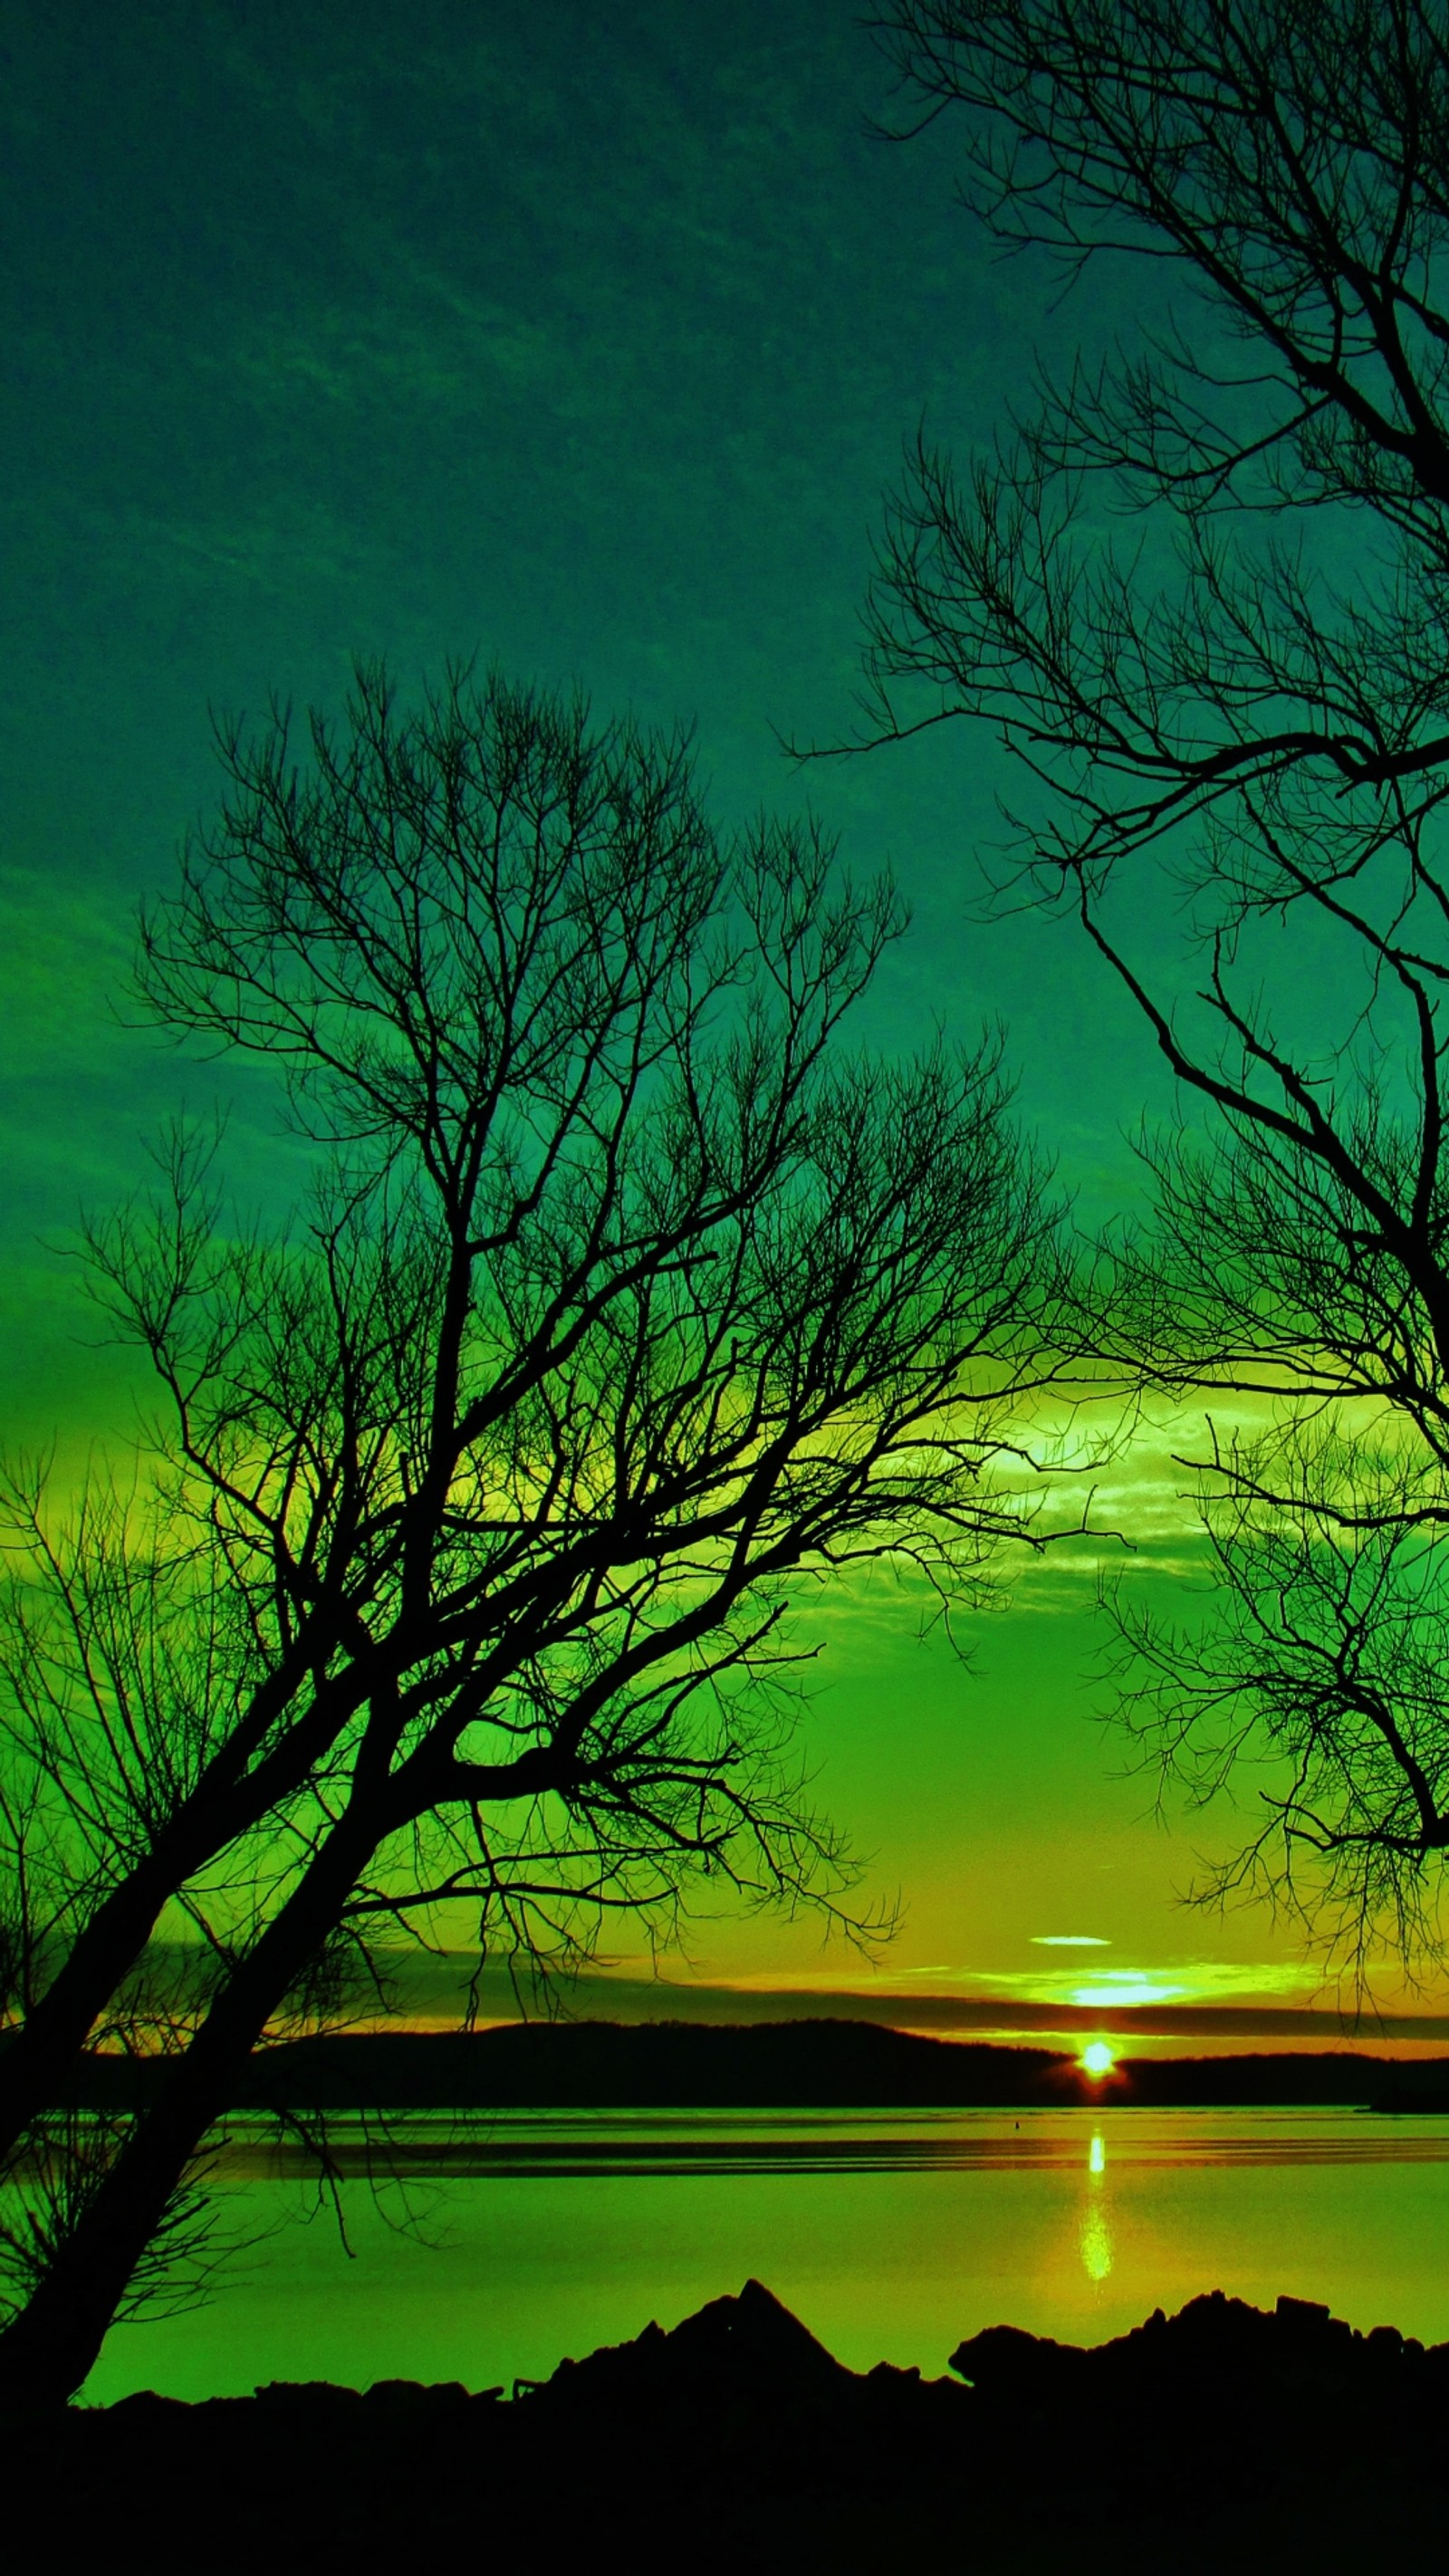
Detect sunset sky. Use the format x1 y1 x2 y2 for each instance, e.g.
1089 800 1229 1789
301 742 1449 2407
4 0 1432 2052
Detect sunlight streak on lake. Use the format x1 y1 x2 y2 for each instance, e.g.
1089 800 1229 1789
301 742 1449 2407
1080 2127 1112 2280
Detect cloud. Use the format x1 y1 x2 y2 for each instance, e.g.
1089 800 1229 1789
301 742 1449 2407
0 864 132 1082
357 1950 1449 2044
226 282 565 420
908 1960 1319 2008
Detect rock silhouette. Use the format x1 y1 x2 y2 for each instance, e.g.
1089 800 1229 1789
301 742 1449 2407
4 2281 1447 2568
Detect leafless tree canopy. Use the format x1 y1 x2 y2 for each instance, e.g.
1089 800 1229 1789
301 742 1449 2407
104 665 1068 1960
0 665 1077 2402
854 0 1449 1961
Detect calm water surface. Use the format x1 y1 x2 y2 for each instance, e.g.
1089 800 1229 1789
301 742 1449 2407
77 2107 1449 2402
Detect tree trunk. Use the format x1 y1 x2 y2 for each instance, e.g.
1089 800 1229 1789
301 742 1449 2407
0 1846 205 2169
0 1668 367 2169
0 1811 378 2408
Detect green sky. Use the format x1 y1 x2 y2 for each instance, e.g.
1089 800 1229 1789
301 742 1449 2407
2 0 1418 2044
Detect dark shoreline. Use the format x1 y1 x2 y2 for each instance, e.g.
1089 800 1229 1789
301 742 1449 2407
32 2015 1449 2110
10 2016 1444 2564
6 2279 1447 2571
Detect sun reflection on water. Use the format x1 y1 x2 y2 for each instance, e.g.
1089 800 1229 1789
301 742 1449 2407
1080 2127 1112 2282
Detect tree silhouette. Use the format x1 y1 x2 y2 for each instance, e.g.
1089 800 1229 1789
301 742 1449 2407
0 663 1076 2402
851 0 1449 1966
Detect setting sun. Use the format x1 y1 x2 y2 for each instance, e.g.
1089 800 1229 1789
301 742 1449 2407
1080 2042 1116 2079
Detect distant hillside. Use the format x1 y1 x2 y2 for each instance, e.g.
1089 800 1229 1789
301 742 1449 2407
27 2017 1439 2109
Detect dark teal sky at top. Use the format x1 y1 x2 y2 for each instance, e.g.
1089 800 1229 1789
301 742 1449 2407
7 0 1372 2010
0 0 1190 1436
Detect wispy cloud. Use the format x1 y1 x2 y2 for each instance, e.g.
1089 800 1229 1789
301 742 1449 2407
367 1949 1449 2045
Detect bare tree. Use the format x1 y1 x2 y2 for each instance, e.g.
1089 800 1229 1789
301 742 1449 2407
0 663 1076 2403
1110 1417 1449 1979
839 0 1449 1964
0 1466 391 2331
0 1464 274 2031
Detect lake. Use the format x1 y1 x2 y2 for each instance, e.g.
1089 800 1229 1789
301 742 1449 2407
76 2106 1449 2403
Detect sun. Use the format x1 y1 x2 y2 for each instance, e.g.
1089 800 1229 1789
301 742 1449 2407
1080 2041 1115 2080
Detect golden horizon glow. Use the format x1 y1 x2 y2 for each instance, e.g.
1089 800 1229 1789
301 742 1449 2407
1070 1977 1187 2009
